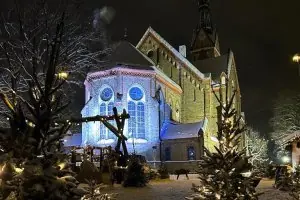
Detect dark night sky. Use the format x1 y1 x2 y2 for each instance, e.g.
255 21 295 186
90 0 300 135
2 0 300 135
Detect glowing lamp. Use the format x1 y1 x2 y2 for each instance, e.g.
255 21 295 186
293 54 300 63
282 156 290 163
58 162 66 170
58 72 69 80
14 167 24 173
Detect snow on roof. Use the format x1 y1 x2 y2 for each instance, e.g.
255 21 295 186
280 131 300 145
160 118 208 140
63 133 82 147
136 27 206 80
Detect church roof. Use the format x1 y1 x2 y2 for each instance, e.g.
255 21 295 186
98 40 155 71
160 118 208 140
137 27 206 80
193 53 229 80
280 131 300 146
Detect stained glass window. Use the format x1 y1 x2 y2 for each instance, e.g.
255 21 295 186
128 101 136 138
99 87 115 140
129 87 143 101
100 103 106 139
127 86 145 139
101 88 113 101
107 102 115 139
137 102 145 139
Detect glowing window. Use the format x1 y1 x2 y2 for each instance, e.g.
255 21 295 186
187 146 196 160
127 86 145 139
99 87 115 140
129 87 143 101
101 88 113 101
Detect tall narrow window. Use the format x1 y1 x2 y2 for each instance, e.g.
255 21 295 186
100 103 106 140
187 146 196 160
107 102 115 139
127 87 145 139
194 89 196 102
99 87 115 140
165 147 171 161
128 101 136 138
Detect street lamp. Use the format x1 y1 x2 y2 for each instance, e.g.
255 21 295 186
292 54 300 76
57 72 69 80
282 156 290 163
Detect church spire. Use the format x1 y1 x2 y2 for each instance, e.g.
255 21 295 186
196 0 213 33
190 0 220 61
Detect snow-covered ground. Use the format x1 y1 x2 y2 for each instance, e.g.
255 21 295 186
99 178 291 200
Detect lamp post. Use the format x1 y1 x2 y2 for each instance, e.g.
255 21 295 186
292 54 300 76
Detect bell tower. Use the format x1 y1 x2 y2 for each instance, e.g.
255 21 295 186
190 0 220 61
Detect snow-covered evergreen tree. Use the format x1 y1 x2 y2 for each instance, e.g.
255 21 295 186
186 78 261 200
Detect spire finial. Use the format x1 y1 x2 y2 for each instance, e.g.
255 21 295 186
123 28 128 40
194 0 212 32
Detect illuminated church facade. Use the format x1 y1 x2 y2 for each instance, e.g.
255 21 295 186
64 0 244 170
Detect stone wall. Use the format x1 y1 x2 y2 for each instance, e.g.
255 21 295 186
161 137 204 172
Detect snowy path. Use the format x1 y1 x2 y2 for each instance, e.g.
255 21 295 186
98 178 291 200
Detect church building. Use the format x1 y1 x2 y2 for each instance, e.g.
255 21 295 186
64 0 244 171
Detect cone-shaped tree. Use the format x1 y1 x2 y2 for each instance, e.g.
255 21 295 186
186 78 260 200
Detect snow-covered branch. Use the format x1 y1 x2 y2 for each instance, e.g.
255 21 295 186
269 90 300 150
246 127 269 168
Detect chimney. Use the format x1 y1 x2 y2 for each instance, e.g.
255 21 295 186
179 45 186 58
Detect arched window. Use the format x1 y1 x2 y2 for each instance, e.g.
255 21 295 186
165 147 171 161
127 86 145 139
99 87 115 140
187 146 196 160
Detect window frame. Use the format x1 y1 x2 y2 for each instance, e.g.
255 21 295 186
127 85 146 139
99 86 115 140
187 146 196 161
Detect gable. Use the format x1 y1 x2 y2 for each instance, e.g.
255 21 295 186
227 51 240 91
136 27 207 82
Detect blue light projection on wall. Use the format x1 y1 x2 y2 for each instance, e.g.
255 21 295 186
99 87 115 140
127 87 146 139
81 75 161 158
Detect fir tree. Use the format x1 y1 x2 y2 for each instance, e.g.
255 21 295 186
289 166 300 199
123 155 149 187
186 78 261 200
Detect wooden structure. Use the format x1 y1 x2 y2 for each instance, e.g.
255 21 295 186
67 107 130 183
